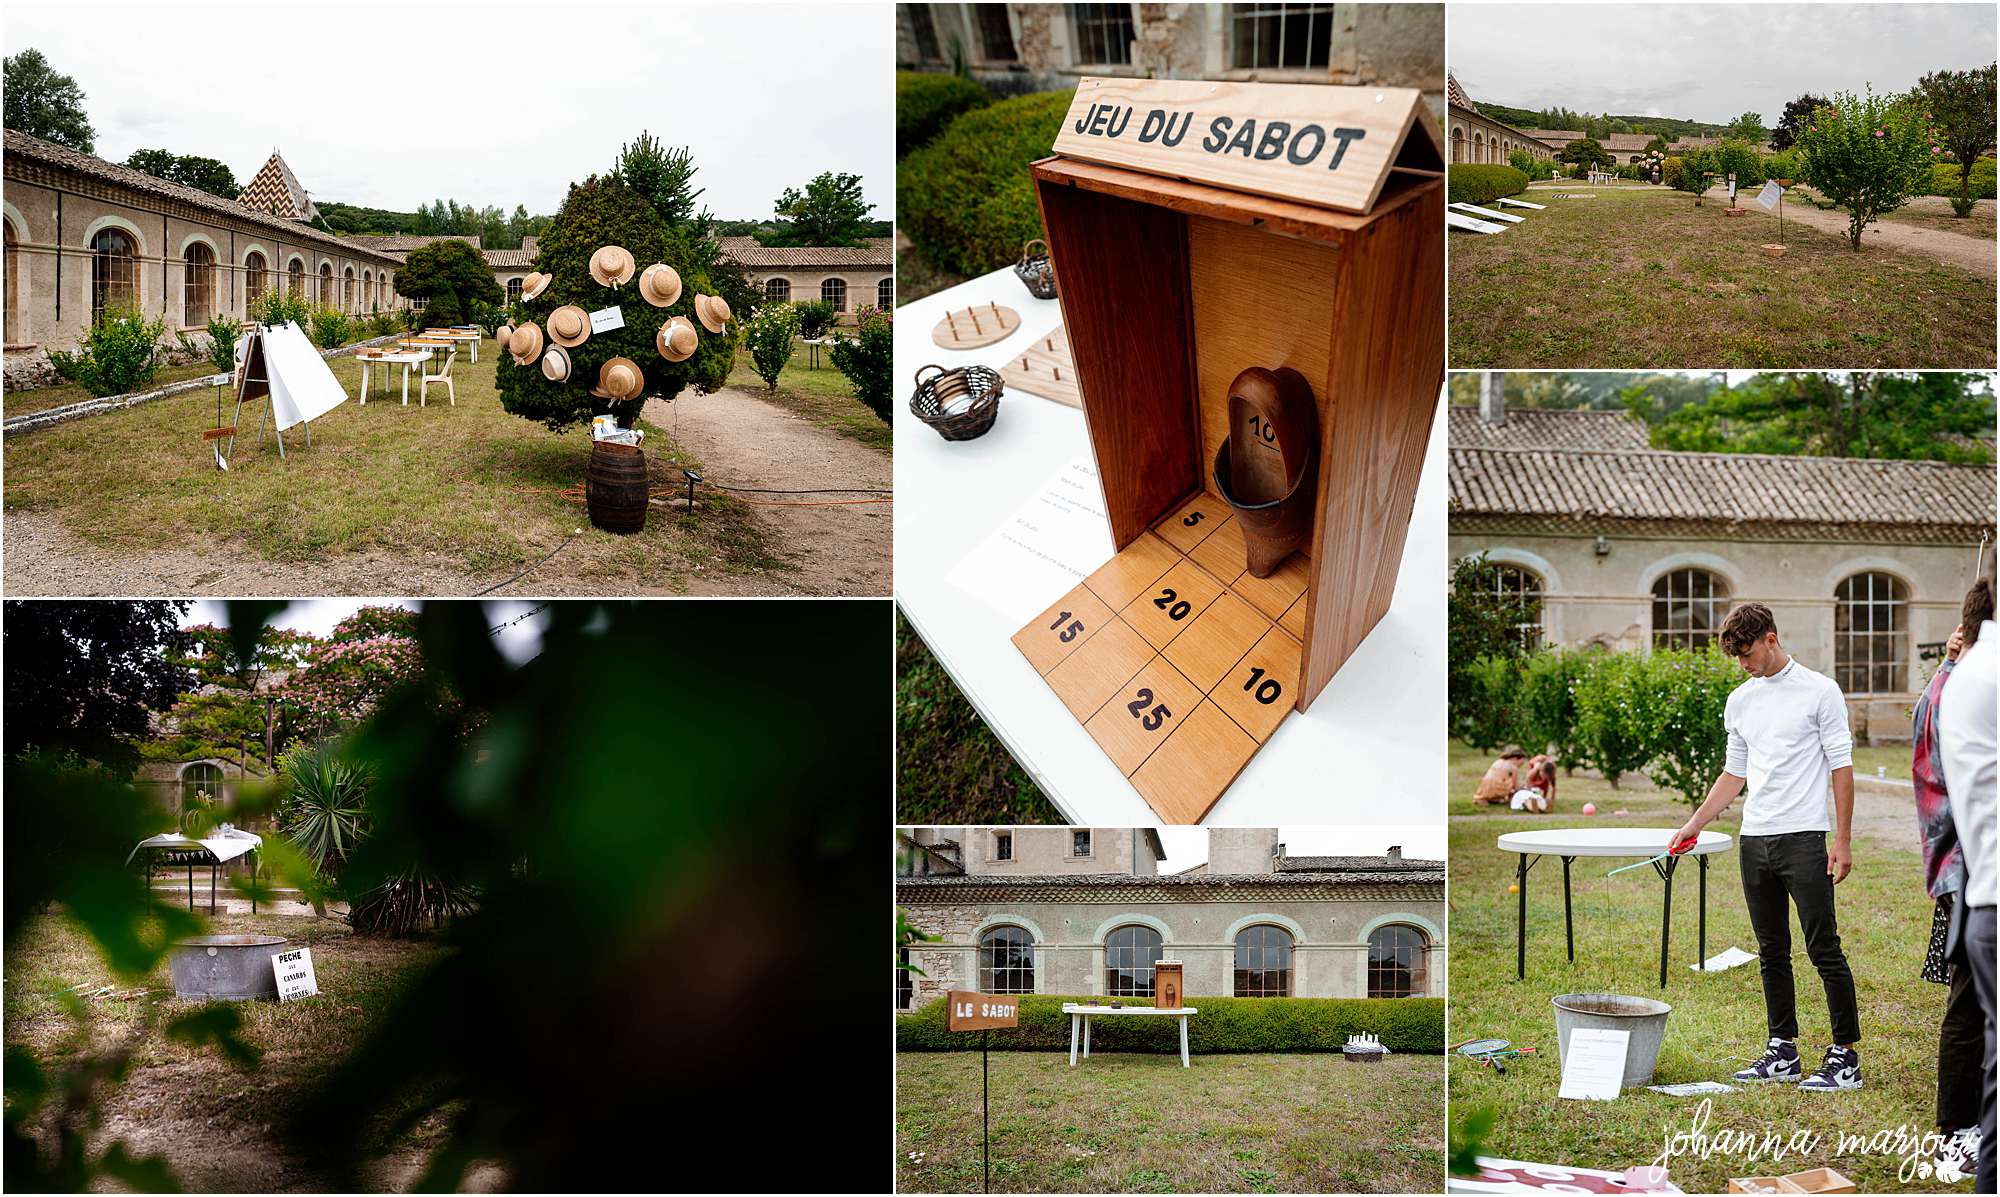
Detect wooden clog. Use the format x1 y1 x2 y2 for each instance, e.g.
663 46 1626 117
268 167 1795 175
1212 366 1317 577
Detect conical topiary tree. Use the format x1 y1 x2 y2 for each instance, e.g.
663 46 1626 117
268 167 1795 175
495 174 737 433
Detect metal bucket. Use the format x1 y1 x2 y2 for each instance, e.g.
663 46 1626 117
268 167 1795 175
1552 992 1672 1088
168 934 287 1001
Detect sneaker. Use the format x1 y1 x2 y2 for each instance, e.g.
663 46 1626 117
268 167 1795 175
1731 1037 1803 1083
1799 1045 1862 1091
1936 1126 1979 1181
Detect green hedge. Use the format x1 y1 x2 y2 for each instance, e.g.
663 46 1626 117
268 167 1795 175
897 71 991 157
896 994 1445 1054
898 89 1073 278
1446 164 1528 206
1925 158 1997 199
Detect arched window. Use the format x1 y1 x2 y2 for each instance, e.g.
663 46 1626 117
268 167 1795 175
507 276 523 302
765 277 791 302
244 251 268 309
1105 924 1163 997
183 243 215 326
1233 925 1293 997
1835 572 1909 694
979 925 1035 994
1451 127 1464 163
1652 568 1731 651
1489 563 1544 649
1367 925 1428 998
821 277 847 312
4 220 18 343
1474 131 1484 163
287 258 304 297
179 761 223 812
878 277 894 309
343 266 356 311
318 262 333 306
91 228 138 315
362 269 373 310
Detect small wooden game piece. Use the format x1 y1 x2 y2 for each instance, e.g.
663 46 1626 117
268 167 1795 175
1212 627 1302 743
1083 655 1205 774
1162 591 1270 691
1130 700 1258 824
1045 617 1154 723
1121 559 1225 650
1081 531 1180 610
930 303 1022 350
1155 491 1229 555
1013 584 1115 676
1232 551 1312 621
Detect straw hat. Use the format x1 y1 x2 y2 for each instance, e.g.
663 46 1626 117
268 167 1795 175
638 262 683 307
521 272 551 301
590 356 645 401
588 245 636 288
540 344 571 382
657 315 699 362
507 321 545 365
495 322 513 346
547 304 591 348
693 292 732 334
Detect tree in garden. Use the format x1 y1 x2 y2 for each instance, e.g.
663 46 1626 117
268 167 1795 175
1770 93 1827 152
124 149 238 199
2 600 190 776
1631 647 1742 804
1518 648 1590 772
275 739 372 917
614 132 761 324
396 239 502 328
3 48 94 151
496 175 737 434
1572 651 1652 789
1447 554 1536 745
1649 371 1996 463
762 170 876 248
744 302 801 390
1794 87 1939 249
1726 111 1767 141
1558 137 1612 170
1918 62 1997 215
149 621 317 776
1667 146 1717 204
1711 140 1764 194
829 305 892 422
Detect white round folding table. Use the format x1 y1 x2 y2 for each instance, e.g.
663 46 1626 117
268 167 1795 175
1496 827 1732 988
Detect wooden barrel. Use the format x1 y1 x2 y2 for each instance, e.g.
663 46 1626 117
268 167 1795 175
585 440 649 534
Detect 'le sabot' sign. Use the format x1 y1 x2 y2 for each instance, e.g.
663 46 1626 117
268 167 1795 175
1051 76 1443 214
946 990 1020 1032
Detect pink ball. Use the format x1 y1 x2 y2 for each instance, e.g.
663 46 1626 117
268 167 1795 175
1582 803 1598 816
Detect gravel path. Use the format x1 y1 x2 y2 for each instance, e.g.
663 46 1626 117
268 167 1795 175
1702 187 1996 279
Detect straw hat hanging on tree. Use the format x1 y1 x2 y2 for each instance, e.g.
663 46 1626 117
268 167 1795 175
495 175 738 434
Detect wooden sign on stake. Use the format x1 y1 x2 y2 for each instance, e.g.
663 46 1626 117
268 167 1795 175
947 990 1021 1031
1051 76 1443 214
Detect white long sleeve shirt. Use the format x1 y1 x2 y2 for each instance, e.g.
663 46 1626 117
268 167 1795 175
1941 622 1997 908
1723 657 1854 837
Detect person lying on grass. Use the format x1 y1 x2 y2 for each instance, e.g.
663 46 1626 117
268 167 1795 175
1474 745 1527 805
1673 602 1862 1092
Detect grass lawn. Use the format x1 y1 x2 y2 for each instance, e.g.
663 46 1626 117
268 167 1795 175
896 1051 1443 1193
6 909 459 1191
897 606 1063 825
1446 740 1970 1193
724 339 889 451
5 358 227 418
1448 186 1995 368
2 336 787 589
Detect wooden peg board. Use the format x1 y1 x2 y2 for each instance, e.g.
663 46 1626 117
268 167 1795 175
931 302 1021 350
997 323 1081 409
1010 490 1309 824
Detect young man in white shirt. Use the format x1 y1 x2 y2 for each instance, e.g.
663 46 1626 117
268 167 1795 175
1672 602 1860 1090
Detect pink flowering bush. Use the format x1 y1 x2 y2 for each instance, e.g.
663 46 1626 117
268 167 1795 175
1795 87 1940 248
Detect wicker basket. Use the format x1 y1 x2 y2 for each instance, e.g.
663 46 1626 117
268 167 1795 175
911 364 1002 441
1013 238 1058 300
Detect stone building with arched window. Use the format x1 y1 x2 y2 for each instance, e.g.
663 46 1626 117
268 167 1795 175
717 237 894 324
1448 393 1998 742
894 827 1444 1010
1446 73 1554 167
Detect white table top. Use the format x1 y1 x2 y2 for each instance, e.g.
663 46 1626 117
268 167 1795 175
126 827 262 866
893 266 1446 826
363 349 432 364
1061 1004 1198 1016
1495 827 1733 858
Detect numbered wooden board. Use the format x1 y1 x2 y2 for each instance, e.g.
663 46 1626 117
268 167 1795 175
1011 490 1308 824
997 324 1081 409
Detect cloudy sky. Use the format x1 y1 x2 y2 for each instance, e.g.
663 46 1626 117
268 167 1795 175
1155 825 1446 873
8 0 893 221
1450 3 1994 124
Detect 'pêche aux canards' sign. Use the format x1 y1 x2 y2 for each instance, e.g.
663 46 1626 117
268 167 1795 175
1051 77 1442 214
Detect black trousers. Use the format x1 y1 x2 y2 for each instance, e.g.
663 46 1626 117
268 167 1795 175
1941 918 1986 1130
1965 904 1996 1194
1739 831 1860 1045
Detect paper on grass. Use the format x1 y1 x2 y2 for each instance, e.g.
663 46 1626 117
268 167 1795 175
1647 1080 1736 1096
1693 946 1758 972
1558 1027 1629 1101
947 456 1115 623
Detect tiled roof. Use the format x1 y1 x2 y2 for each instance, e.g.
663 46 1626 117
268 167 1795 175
484 247 534 268
717 236 893 269
897 872 1446 904
342 234 482 253
237 151 316 221
1451 446 1998 533
1527 129 1586 142
1449 407 1652 451
1446 73 1476 113
1274 854 1444 873
4 130 396 262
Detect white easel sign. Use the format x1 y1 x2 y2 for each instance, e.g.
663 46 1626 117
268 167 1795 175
272 947 319 1001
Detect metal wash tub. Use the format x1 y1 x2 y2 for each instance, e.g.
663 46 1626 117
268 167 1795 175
168 934 287 1000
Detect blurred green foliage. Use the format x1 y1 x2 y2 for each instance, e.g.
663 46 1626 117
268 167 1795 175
898 90 1072 277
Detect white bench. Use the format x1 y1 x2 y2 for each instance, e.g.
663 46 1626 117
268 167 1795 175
1450 202 1525 223
1061 1003 1200 1068
1447 211 1508 234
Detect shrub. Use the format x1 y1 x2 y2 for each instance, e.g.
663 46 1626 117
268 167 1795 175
896 994 1445 1054
1669 147 1716 203
899 89 1072 277
308 305 350 349
276 739 371 917
829 305 892 421
1763 147 1802 184
1447 164 1529 205
1519 648 1590 771
1795 87 1940 249
1661 155 1687 191
201 314 243 373
398 238 502 327
252 289 311 330
47 303 169 397
464 297 504 336
1712 139 1764 192
1506 150 1554 181
1448 553 1535 743
792 298 837 340
1925 158 1996 198
897 71 991 156
1630 647 1742 804
744 302 800 390
1460 654 1525 753
1573 651 1653 789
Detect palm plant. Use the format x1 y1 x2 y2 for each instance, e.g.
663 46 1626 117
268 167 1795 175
275 740 371 916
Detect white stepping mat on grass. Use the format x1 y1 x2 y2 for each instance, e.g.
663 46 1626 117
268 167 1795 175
1495 197 1546 209
1449 202 1525 223
1446 211 1508 234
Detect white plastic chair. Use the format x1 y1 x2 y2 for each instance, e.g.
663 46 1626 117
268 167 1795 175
419 344 456 407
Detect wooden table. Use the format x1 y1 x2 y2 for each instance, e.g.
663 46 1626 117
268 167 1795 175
1496 827 1733 988
1061 1002 1199 1067
359 348 432 405
420 328 480 363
